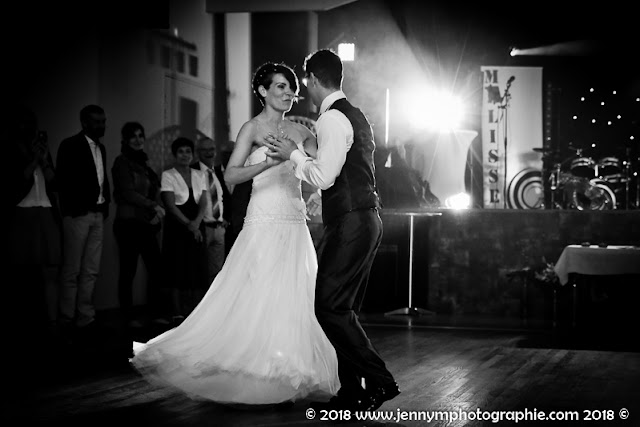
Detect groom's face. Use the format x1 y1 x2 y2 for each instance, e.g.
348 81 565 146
303 71 321 108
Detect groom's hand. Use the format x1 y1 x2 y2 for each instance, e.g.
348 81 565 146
306 191 322 217
264 133 298 160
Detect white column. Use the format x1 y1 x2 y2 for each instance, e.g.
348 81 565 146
225 13 252 141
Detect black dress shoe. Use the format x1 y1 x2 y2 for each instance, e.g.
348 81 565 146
273 400 295 411
310 393 367 411
362 382 401 411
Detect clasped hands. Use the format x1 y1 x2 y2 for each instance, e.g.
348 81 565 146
261 132 298 163
187 220 203 242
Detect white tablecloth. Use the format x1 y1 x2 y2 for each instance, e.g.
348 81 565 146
553 245 640 285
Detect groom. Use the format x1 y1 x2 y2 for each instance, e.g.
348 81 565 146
265 49 400 411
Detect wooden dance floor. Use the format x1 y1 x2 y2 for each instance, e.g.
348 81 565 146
12 321 640 427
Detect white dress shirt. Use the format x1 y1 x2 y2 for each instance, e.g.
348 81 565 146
85 135 105 204
161 168 208 205
17 165 52 208
289 90 353 190
200 161 224 222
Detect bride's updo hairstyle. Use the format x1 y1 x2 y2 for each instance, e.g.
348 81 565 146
252 62 299 106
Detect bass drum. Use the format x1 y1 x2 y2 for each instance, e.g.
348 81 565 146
572 178 616 210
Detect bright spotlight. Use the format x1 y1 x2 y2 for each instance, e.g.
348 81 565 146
400 87 465 131
445 192 471 209
338 43 355 61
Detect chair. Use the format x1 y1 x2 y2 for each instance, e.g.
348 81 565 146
286 115 316 134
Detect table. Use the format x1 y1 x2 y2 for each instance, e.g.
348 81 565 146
382 210 442 316
554 245 640 286
553 244 640 328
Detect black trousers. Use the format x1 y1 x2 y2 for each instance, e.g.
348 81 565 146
315 208 395 395
113 218 163 319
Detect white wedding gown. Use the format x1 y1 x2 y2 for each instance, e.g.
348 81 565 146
131 146 340 404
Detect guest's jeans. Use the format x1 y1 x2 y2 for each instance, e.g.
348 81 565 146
59 212 104 327
113 218 162 319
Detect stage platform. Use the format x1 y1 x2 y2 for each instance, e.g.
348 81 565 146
360 208 640 329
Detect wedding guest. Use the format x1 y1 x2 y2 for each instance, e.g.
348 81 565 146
191 137 227 284
8 105 62 342
220 142 252 253
160 137 208 324
112 122 166 328
56 104 110 345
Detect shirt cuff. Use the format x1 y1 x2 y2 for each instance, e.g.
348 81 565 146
289 149 308 166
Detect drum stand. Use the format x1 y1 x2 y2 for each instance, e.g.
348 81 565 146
549 163 561 209
623 147 637 209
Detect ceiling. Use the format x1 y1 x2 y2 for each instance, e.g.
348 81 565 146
206 0 358 13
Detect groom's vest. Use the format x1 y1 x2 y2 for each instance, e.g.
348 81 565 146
322 98 381 224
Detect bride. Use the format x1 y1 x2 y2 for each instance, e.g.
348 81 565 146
130 62 339 404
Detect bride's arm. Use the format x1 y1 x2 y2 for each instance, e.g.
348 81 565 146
224 120 278 186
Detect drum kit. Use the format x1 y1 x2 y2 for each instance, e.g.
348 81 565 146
534 146 638 210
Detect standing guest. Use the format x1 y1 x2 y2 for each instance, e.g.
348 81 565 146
112 122 166 329
160 137 208 324
8 105 62 342
191 137 227 284
56 104 110 344
219 143 252 254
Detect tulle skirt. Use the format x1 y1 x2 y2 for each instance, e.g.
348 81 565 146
131 220 340 404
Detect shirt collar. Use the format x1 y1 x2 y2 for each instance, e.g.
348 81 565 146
200 161 215 172
319 90 347 115
84 135 100 145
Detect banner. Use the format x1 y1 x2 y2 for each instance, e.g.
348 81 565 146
481 66 543 209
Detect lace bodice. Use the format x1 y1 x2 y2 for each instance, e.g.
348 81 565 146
243 146 307 226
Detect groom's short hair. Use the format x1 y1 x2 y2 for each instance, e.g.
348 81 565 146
304 49 342 90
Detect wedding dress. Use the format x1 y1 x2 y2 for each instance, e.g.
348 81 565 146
131 146 340 404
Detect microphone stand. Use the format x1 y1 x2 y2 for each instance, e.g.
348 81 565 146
498 79 513 208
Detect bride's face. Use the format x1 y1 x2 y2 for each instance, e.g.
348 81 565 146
262 73 296 113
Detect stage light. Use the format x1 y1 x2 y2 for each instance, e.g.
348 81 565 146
399 86 465 131
445 192 471 209
338 43 355 61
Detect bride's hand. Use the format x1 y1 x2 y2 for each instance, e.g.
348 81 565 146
264 132 298 161
264 152 284 167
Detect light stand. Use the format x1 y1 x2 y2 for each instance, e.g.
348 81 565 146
498 77 514 207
